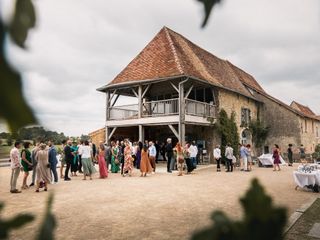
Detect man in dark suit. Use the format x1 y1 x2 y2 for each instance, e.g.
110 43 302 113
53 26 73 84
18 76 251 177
64 140 73 181
166 138 173 173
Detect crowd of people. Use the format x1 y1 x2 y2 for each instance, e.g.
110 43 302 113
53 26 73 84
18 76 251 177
9 136 305 194
8 137 201 194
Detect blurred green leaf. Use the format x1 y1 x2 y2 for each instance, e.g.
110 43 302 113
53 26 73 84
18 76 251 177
197 0 223 27
192 178 287 240
0 20 37 133
0 201 34 239
8 0 36 48
36 193 56 240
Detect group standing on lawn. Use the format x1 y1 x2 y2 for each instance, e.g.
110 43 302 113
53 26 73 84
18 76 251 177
8 136 304 193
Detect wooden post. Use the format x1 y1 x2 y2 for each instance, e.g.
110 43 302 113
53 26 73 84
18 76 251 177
105 127 109 144
179 82 186 145
138 85 142 118
106 90 110 121
139 125 144 142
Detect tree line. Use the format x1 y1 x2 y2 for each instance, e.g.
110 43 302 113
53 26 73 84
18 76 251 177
0 126 90 145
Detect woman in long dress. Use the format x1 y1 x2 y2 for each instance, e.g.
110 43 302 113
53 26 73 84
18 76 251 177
175 143 184 176
21 142 33 189
35 144 52 192
111 141 120 173
273 144 281 171
136 141 143 169
140 145 153 177
79 140 96 180
123 140 133 177
70 142 79 176
97 143 108 178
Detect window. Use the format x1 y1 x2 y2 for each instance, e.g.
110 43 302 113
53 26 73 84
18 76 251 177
317 126 319 138
301 122 303 133
241 108 251 127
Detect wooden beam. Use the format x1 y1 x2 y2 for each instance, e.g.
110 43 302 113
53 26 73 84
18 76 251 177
185 84 194 99
142 84 151 98
131 88 138 98
139 125 144 142
110 89 118 103
170 82 179 93
108 127 117 140
168 125 179 139
111 94 120 107
138 85 142 118
106 91 110 121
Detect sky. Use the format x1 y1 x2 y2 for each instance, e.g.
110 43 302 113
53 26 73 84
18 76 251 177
2 0 320 136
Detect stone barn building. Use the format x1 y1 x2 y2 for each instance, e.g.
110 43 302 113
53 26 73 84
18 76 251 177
95 26 320 159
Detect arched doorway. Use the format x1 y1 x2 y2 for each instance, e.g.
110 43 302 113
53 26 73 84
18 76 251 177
241 129 252 145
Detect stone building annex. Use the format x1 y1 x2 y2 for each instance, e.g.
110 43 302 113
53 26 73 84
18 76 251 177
91 26 320 157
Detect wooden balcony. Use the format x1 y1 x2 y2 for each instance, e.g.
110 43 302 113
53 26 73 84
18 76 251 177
108 98 216 121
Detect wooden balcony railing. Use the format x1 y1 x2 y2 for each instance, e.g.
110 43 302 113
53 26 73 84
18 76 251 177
108 98 216 120
142 98 179 117
185 99 216 118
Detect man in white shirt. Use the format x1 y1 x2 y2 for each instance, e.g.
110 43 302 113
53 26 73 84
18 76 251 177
225 143 234 172
10 141 22 193
189 141 198 169
213 145 221 172
148 141 157 173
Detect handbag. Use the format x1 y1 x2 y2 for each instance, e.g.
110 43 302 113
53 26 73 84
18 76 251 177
47 163 51 168
114 158 120 165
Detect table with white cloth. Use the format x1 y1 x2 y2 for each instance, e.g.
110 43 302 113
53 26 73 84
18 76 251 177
293 170 320 192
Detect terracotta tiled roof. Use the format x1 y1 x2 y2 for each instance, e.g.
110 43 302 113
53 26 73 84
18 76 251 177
107 26 262 99
290 101 316 117
226 61 265 93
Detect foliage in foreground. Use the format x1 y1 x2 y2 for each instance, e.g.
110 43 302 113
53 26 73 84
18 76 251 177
0 194 56 240
192 178 287 240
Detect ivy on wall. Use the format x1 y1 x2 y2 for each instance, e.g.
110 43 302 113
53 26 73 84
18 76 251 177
249 120 270 148
216 109 240 159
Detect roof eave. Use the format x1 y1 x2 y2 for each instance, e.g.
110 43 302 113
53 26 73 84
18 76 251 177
97 74 186 92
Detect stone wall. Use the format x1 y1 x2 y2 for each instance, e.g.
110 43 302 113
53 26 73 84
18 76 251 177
254 92 320 154
88 128 106 146
217 88 259 153
299 117 320 153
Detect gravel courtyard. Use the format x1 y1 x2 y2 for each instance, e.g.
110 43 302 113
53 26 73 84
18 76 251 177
0 163 315 240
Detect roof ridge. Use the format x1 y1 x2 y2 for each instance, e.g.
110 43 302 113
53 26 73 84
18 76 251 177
163 27 184 74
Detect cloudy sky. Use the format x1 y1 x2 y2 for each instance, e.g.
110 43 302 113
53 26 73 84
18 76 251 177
2 0 320 136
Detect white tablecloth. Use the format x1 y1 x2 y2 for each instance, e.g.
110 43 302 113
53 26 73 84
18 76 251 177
293 171 320 188
258 154 286 166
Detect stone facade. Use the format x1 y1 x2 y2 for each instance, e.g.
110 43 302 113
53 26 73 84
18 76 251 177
88 128 105 147
217 88 259 145
252 90 320 155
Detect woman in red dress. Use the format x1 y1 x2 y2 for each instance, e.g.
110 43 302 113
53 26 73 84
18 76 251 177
97 143 108 178
273 144 281 171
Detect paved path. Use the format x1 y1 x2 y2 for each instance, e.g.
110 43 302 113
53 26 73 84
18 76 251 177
0 163 315 240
